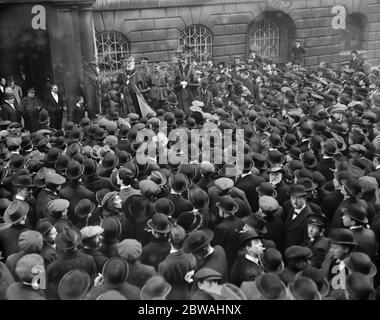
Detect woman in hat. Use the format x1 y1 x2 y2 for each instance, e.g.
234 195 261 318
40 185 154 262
19 87 42 132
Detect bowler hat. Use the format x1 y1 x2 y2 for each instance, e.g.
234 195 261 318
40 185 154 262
9 154 27 171
56 228 82 251
255 273 288 300
75 199 96 219
266 150 285 166
83 158 97 177
38 109 50 125
139 180 160 198
188 188 209 209
177 211 202 235
288 184 308 197
252 153 268 170
101 153 118 170
344 252 377 278
255 117 269 131
101 216 122 240
300 151 317 169
140 275 172 300
183 229 214 253
323 138 339 156
65 160 84 180
296 267 329 297
341 178 363 199
4 200 29 225
12 174 34 188
216 196 238 214
345 273 376 300
55 154 70 173
283 133 298 148
256 182 277 198
36 220 54 237
148 170 167 187
102 257 129 288
299 123 312 137
259 248 284 273
147 213 173 234
153 198 174 216
288 277 321 300
239 229 261 247
169 173 189 194
329 228 357 247
58 269 91 300
297 178 318 192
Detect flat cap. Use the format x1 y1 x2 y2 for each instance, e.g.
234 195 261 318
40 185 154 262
194 268 222 281
214 177 234 191
47 199 70 213
285 245 313 261
80 226 104 240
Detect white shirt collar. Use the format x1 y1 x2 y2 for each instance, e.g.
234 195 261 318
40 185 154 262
120 185 131 191
15 194 25 201
241 172 251 178
204 247 214 258
294 203 306 214
245 254 259 265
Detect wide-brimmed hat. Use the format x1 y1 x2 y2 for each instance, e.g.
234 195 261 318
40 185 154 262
140 276 172 300
101 216 122 240
216 196 238 214
297 178 318 192
102 257 129 288
65 160 84 180
58 269 91 300
296 267 329 297
56 228 82 251
344 252 377 278
101 153 119 169
148 170 167 187
147 213 173 234
322 138 339 156
259 248 284 274
256 273 288 300
4 200 29 225
329 228 357 247
288 277 322 300
239 228 262 247
183 229 214 254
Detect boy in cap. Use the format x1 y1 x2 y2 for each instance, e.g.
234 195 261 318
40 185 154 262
304 213 330 268
39 199 73 233
36 220 60 267
80 225 107 273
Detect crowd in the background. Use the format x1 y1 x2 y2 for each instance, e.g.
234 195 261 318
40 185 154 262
0 46 380 300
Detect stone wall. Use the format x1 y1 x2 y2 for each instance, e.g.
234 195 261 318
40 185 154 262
93 0 380 69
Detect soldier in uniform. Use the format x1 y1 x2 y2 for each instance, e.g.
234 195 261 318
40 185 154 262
136 56 152 104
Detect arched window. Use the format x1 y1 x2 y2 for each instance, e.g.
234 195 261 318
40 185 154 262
178 25 213 63
247 11 295 63
249 18 280 61
96 31 130 71
341 13 366 51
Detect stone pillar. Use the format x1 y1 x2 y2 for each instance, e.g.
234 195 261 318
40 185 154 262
78 6 98 116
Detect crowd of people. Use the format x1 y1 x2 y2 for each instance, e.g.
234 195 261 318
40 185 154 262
0 45 380 300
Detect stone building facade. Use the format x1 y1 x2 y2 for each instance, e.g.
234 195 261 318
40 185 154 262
1 0 379 116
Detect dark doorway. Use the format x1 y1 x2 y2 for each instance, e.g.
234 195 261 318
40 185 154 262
17 29 53 98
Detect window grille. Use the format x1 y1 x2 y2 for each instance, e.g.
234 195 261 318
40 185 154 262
96 31 130 71
178 25 213 63
250 19 280 61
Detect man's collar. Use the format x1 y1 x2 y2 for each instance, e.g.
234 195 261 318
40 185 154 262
204 247 214 258
15 194 25 201
294 203 307 214
120 185 131 191
245 254 259 265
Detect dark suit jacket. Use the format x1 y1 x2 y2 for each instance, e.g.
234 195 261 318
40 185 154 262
43 92 64 129
40 243 61 267
0 101 22 123
305 236 330 269
59 181 96 225
196 245 228 283
236 174 265 213
81 247 108 274
275 181 290 206
158 250 196 300
46 249 97 300
321 189 344 224
316 157 335 182
351 226 377 260
230 254 263 287
35 189 59 222
83 175 113 193
127 261 157 289
0 225 30 260
85 282 140 300
213 215 245 272
167 193 193 219
369 168 380 188
283 203 313 250
141 237 171 270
